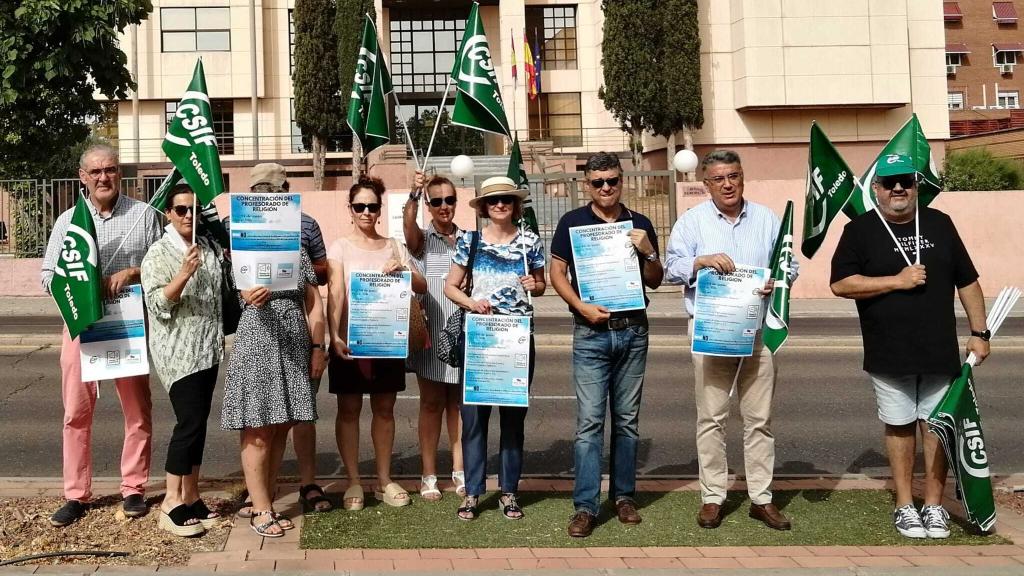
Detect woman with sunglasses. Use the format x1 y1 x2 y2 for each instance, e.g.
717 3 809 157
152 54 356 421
443 176 546 521
141 184 226 537
327 177 427 510
403 172 467 502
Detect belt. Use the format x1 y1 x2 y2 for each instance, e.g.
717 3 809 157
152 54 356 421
574 313 648 331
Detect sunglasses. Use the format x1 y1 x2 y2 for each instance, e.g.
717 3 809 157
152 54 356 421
877 174 917 190
589 177 620 189
484 195 517 206
428 196 458 208
171 205 194 217
351 202 381 214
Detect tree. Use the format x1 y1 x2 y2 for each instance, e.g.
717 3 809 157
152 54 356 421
599 0 703 168
943 149 1024 191
0 0 151 179
293 0 343 191
336 0 377 181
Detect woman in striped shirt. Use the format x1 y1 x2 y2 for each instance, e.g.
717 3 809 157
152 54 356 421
403 173 466 501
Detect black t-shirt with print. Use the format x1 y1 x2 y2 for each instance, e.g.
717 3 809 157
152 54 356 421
830 207 978 376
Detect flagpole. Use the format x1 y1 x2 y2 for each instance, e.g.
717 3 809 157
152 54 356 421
423 77 454 170
511 27 518 139
107 170 178 265
192 194 197 245
390 91 422 172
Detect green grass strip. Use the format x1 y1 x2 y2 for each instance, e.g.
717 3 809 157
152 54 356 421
301 490 1008 549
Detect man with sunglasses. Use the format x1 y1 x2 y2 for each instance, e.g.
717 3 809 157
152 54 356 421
550 152 663 537
41 144 163 526
665 149 798 531
830 153 989 539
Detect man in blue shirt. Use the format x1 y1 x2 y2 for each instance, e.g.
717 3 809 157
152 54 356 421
550 152 663 537
665 150 798 531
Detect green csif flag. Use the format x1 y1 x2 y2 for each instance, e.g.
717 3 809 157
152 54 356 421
763 200 795 355
50 196 104 339
802 122 856 259
162 60 225 206
844 114 942 218
347 14 393 156
149 169 230 250
508 138 538 234
927 363 997 531
450 2 510 137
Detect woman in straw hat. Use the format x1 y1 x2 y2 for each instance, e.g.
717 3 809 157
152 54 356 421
443 176 546 521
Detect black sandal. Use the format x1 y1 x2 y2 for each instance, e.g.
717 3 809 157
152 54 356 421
457 496 479 521
159 504 205 537
299 483 334 513
499 493 524 520
189 499 221 529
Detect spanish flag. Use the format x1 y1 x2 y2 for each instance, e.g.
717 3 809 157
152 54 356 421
524 34 538 101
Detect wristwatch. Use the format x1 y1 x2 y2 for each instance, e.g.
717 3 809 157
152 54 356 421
408 190 422 202
313 343 328 351
970 329 991 341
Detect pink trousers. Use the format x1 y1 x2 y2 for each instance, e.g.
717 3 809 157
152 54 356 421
60 329 152 502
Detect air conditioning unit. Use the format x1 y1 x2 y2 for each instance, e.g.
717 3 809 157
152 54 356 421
1000 63 1014 74
947 64 958 75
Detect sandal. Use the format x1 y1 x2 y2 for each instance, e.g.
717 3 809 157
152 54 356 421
457 495 479 521
272 511 294 530
237 500 254 519
375 482 411 507
452 471 467 497
420 475 442 502
250 510 284 538
499 493 524 520
158 504 205 537
300 483 334 513
342 484 364 511
189 499 222 530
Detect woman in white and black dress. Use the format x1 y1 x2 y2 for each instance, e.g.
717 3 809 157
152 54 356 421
403 172 466 501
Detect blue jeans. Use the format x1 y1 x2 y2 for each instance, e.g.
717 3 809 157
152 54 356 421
460 337 535 496
571 321 649 516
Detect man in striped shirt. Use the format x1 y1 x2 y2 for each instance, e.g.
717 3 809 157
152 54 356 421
665 150 799 532
41 144 163 527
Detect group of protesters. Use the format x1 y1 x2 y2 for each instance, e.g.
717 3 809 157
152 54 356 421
41 145 990 541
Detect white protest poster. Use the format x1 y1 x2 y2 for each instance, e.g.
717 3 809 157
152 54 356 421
569 221 645 312
229 192 302 291
386 191 423 245
79 284 149 381
347 270 412 358
691 265 769 357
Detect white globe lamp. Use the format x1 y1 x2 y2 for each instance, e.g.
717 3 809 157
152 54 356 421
450 155 475 179
673 149 699 174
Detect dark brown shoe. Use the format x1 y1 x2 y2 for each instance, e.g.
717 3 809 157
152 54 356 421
615 499 642 525
749 503 791 531
567 510 596 538
697 503 722 528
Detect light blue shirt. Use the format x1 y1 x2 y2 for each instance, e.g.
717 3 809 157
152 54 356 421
665 199 799 316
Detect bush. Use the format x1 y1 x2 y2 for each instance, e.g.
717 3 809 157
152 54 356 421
942 149 1024 191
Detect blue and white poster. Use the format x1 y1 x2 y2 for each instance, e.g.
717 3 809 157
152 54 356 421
463 314 530 407
230 192 302 291
569 221 645 312
692 265 770 357
347 270 412 358
79 284 149 381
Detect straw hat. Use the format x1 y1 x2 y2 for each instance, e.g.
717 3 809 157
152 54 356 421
468 176 528 208
249 162 287 188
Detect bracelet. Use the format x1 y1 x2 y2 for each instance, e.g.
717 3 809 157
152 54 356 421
312 343 327 351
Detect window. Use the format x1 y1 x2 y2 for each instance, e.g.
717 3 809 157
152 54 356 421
525 5 578 71
947 92 965 110
946 53 963 67
529 93 582 147
389 9 466 94
995 50 1018 66
166 99 235 154
997 90 1020 108
161 7 230 52
288 10 296 74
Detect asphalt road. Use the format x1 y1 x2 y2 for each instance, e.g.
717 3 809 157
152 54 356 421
2 341 1023 480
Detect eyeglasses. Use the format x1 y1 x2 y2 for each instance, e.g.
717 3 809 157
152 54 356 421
85 166 118 179
589 177 620 189
172 205 194 217
877 174 917 190
351 202 381 214
428 196 458 208
484 195 517 206
704 172 743 186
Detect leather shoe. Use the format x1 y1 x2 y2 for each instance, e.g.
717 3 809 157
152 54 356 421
567 510 596 538
749 503 791 530
615 499 642 525
697 503 722 528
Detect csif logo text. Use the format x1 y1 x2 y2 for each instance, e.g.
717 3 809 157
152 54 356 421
958 417 990 479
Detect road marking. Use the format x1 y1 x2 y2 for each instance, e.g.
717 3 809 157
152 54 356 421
397 395 577 401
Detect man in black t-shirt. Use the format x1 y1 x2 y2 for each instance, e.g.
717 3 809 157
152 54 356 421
830 153 990 540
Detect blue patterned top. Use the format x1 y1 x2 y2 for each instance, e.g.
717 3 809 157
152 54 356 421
452 229 545 316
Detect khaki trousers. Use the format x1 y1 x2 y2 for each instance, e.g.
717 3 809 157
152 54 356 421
690 323 777 505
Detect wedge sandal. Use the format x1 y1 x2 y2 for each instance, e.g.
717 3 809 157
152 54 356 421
158 504 205 537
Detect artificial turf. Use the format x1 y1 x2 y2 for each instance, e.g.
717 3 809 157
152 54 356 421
301 490 1009 549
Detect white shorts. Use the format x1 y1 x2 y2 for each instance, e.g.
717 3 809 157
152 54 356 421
869 372 951 426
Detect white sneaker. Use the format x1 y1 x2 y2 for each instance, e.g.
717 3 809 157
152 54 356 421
893 504 927 538
920 504 951 539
